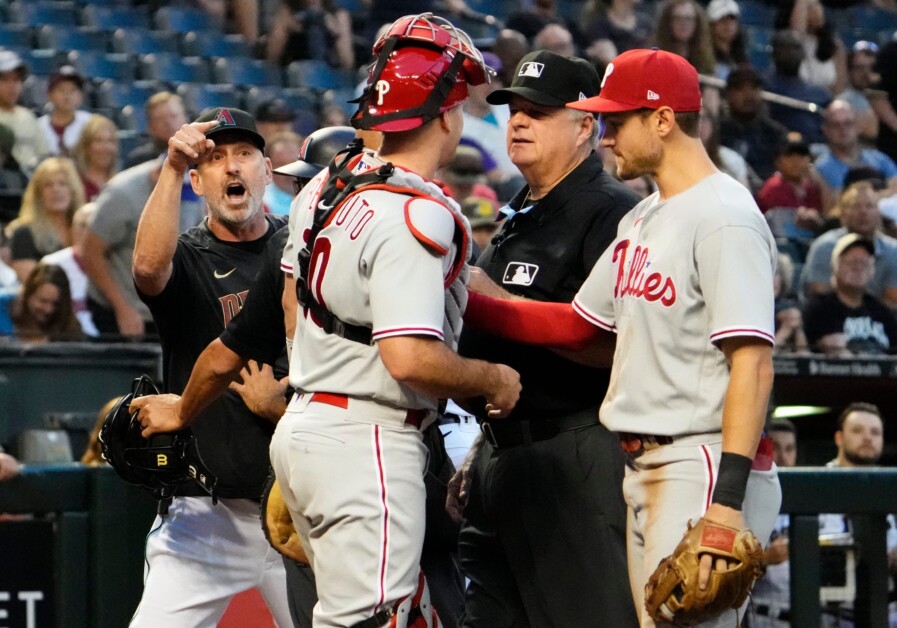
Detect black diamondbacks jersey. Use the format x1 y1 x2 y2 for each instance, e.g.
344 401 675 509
139 213 287 498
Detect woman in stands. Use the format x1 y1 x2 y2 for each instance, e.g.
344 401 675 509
4 157 85 284
652 0 716 76
72 114 120 202
11 263 82 344
776 0 847 95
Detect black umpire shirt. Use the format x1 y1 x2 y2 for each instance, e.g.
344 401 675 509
458 152 641 420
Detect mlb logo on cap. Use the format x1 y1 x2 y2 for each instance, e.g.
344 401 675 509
568 49 702 114
518 62 544 78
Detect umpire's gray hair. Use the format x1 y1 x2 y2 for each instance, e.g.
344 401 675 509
567 108 600 146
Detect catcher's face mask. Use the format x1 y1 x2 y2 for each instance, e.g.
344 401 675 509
99 375 217 501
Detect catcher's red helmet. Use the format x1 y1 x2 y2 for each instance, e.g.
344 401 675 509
352 13 493 133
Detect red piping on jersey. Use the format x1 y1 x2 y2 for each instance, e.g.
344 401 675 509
374 425 390 612
372 326 444 341
572 299 617 332
700 445 715 513
404 198 450 255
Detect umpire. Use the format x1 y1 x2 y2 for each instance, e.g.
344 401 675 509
452 50 640 627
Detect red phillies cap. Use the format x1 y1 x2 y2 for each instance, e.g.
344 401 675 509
568 49 702 114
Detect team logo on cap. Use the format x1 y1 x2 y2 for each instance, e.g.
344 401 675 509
375 80 391 105
215 108 236 126
601 63 614 88
647 90 660 100
578 92 586 100
518 62 544 78
503 262 539 286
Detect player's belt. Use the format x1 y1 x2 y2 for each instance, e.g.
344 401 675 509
618 432 675 455
307 392 428 429
480 415 599 449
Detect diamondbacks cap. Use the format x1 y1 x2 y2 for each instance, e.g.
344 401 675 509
831 232 875 265
568 49 702 114
487 50 600 108
195 107 265 150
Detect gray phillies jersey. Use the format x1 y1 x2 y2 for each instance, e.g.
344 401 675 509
573 173 776 436
281 154 469 423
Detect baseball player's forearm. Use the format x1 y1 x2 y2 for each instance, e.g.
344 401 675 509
178 338 247 425
132 163 184 296
378 335 520 414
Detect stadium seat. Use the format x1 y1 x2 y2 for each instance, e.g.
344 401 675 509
23 49 64 76
243 85 287 114
140 53 211 85
177 83 244 118
117 129 149 162
96 79 165 111
37 26 111 54
737 0 774 28
20 74 49 111
8 1 80 27
68 50 135 82
287 59 356 91
82 5 152 30
0 24 33 50
115 103 148 134
112 28 174 56
155 6 218 33
212 57 282 87
182 31 252 59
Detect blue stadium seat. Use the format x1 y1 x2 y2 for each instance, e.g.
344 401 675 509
9 1 80 27
212 57 282 87
140 53 211 85
0 24 33 50
95 79 165 111
82 5 152 30
115 103 148 134
182 31 252 59
20 74 49 111
738 0 774 28
37 26 111 54
23 49 64 76
848 5 897 33
287 59 356 91
117 129 148 163
176 83 244 118
154 6 217 33
112 28 174 56
243 85 287 114
68 50 135 82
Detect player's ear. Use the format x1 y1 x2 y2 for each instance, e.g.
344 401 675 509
264 156 273 184
655 107 676 138
189 169 203 197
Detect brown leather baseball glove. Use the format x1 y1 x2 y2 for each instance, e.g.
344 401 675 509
644 518 765 625
260 474 310 566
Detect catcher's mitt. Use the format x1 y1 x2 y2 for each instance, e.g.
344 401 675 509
99 375 217 501
644 518 765 626
260 471 309 566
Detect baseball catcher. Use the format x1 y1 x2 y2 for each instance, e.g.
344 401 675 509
100 375 217 505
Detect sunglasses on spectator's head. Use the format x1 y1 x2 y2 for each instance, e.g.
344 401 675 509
852 40 879 54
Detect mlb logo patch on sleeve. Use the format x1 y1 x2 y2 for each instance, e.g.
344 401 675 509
503 262 539 286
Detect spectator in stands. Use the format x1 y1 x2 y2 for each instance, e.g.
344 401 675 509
5 157 85 284
764 29 832 146
707 0 747 81
439 145 500 211
41 202 98 338
193 0 259 42
652 0 716 76
750 419 796 628
264 130 303 216
775 0 846 95
699 106 752 190
11 262 82 344
124 92 187 169
720 65 789 181
0 50 48 173
81 158 204 340
507 0 583 49
801 181 897 307
582 0 653 67
265 0 354 70
318 102 350 128
80 395 121 466
254 98 296 145
758 133 827 238
816 100 897 196
461 196 500 259
0 122 29 218
803 233 897 355
492 29 530 87
36 65 91 158
533 23 577 57
870 38 897 164
774 253 810 353
837 41 880 144
0 446 21 481
72 114 120 202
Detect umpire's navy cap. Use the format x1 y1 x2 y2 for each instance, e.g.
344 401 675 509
487 50 600 108
195 107 266 151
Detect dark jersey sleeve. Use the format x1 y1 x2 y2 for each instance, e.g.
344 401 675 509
219 227 288 365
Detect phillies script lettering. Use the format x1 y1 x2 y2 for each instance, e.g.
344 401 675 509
612 239 676 306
